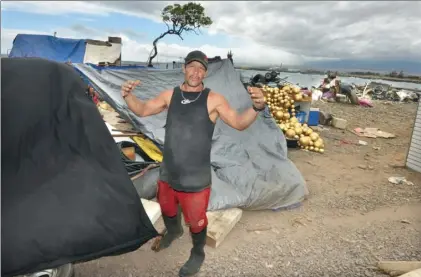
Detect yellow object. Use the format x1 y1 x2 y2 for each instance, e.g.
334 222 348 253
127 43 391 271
99 101 114 111
132 136 163 162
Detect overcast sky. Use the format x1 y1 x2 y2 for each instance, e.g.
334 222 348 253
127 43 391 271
2 1 420 67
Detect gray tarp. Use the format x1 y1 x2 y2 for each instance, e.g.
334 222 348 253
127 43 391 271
74 59 308 211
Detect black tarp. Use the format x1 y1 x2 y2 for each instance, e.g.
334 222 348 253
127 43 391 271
1 57 158 277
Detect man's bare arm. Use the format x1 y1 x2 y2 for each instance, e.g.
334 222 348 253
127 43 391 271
121 80 170 117
124 90 170 117
215 95 260 131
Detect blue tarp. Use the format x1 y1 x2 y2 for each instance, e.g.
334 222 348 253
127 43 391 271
9 34 87 63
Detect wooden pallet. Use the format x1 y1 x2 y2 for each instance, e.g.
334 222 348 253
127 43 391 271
206 208 242 248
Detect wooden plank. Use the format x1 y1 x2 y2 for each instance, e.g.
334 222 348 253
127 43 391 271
377 261 421 276
206 208 242 248
105 122 135 143
399 268 421 277
140 199 162 226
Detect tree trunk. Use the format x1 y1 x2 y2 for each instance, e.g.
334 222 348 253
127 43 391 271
147 32 168 67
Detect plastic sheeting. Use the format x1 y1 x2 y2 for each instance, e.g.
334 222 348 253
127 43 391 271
74 59 308 211
84 42 121 65
9 34 87 63
1 57 158 277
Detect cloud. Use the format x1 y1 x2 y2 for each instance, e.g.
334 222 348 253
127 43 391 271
1 1 171 22
1 26 298 66
201 1 421 61
3 1 420 65
1 1 112 16
1 28 49 54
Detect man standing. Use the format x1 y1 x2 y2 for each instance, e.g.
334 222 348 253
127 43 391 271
121 50 265 276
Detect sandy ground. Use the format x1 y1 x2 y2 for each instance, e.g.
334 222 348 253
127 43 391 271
76 100 421 277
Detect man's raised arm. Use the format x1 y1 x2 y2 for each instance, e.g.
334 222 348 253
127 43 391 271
121 80 171 117
214 87 265 131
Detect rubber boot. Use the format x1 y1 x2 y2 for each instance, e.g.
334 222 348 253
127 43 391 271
159 207 184 250
178 227 207 277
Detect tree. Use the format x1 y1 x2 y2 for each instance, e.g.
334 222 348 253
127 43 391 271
147 2 213 67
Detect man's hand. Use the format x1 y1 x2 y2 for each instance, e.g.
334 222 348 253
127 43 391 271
247 86 265 110
121 80 141 99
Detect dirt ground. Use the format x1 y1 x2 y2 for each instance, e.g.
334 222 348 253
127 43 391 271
76 100 421 277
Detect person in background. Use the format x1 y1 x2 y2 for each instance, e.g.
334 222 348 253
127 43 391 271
320 72 339 101
87 86 100 105
121 50 265 277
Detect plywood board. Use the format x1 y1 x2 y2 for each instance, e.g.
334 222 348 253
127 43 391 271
140 198 161 226
206 208 242 248
399 268 421 277
105 122 135 143
378 261 421 276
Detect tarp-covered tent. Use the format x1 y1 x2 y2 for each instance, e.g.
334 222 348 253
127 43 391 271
74 59 308 211
8 34 122 65
1 57 158 277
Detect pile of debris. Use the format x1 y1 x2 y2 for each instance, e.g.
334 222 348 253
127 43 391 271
355 81 420 102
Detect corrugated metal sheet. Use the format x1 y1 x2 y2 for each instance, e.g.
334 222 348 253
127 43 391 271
407 99 421 173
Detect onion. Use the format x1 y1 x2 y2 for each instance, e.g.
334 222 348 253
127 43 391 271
314 139 323 148
310 133 319 141
285 129 296 138
299 136 311 146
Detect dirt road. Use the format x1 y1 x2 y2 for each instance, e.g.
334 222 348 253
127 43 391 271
76 100 421 277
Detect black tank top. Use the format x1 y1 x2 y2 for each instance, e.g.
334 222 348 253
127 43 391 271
159 85 215 192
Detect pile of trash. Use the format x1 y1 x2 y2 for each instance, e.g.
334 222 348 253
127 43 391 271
310 72 420 106
354 82 420 102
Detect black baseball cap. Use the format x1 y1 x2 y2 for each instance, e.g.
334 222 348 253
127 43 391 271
185 50 208 70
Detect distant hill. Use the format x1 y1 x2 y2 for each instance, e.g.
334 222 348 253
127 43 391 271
304 59 421 75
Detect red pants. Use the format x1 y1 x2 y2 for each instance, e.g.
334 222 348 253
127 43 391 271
157 180 210 233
